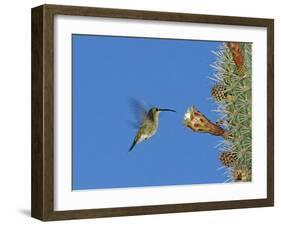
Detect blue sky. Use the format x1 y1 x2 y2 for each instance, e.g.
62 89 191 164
72 34 228 190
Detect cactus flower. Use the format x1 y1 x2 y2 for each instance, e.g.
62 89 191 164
226 42 245 76
183 106 229 138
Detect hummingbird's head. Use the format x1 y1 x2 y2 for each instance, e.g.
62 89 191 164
152 107 176 114
148 107 176 121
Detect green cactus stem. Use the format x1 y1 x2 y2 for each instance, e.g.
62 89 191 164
211 42 252 182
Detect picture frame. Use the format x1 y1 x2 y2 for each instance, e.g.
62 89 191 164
31 4 274 221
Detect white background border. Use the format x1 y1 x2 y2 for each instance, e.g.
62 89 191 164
54 15 267 211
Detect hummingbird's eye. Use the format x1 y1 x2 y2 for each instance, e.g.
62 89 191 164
156 108 159 111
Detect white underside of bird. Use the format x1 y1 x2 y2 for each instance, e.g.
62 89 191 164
137 129 157 144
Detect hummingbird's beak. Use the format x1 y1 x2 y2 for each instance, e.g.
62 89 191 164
159 108 176 112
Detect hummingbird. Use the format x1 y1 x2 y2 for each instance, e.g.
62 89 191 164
128 100 176 152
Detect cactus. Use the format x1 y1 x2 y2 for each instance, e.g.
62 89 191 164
211 83 234 102
233 167 251 182
211 84 227 101
219 151 237 167
210 42 252 182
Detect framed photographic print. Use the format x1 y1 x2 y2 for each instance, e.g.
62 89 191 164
31 4 274 221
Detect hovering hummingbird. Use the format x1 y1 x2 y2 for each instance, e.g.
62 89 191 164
128 99 176 152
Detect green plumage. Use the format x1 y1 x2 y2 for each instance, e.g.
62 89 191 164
129 120 157 151
129 107 175 152
129 108 159 152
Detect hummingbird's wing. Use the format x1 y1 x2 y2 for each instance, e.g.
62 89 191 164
128 98 148 127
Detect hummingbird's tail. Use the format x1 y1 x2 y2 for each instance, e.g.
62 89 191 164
129 139 137 152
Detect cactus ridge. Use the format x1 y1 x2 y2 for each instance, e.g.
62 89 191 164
211 43 252 182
